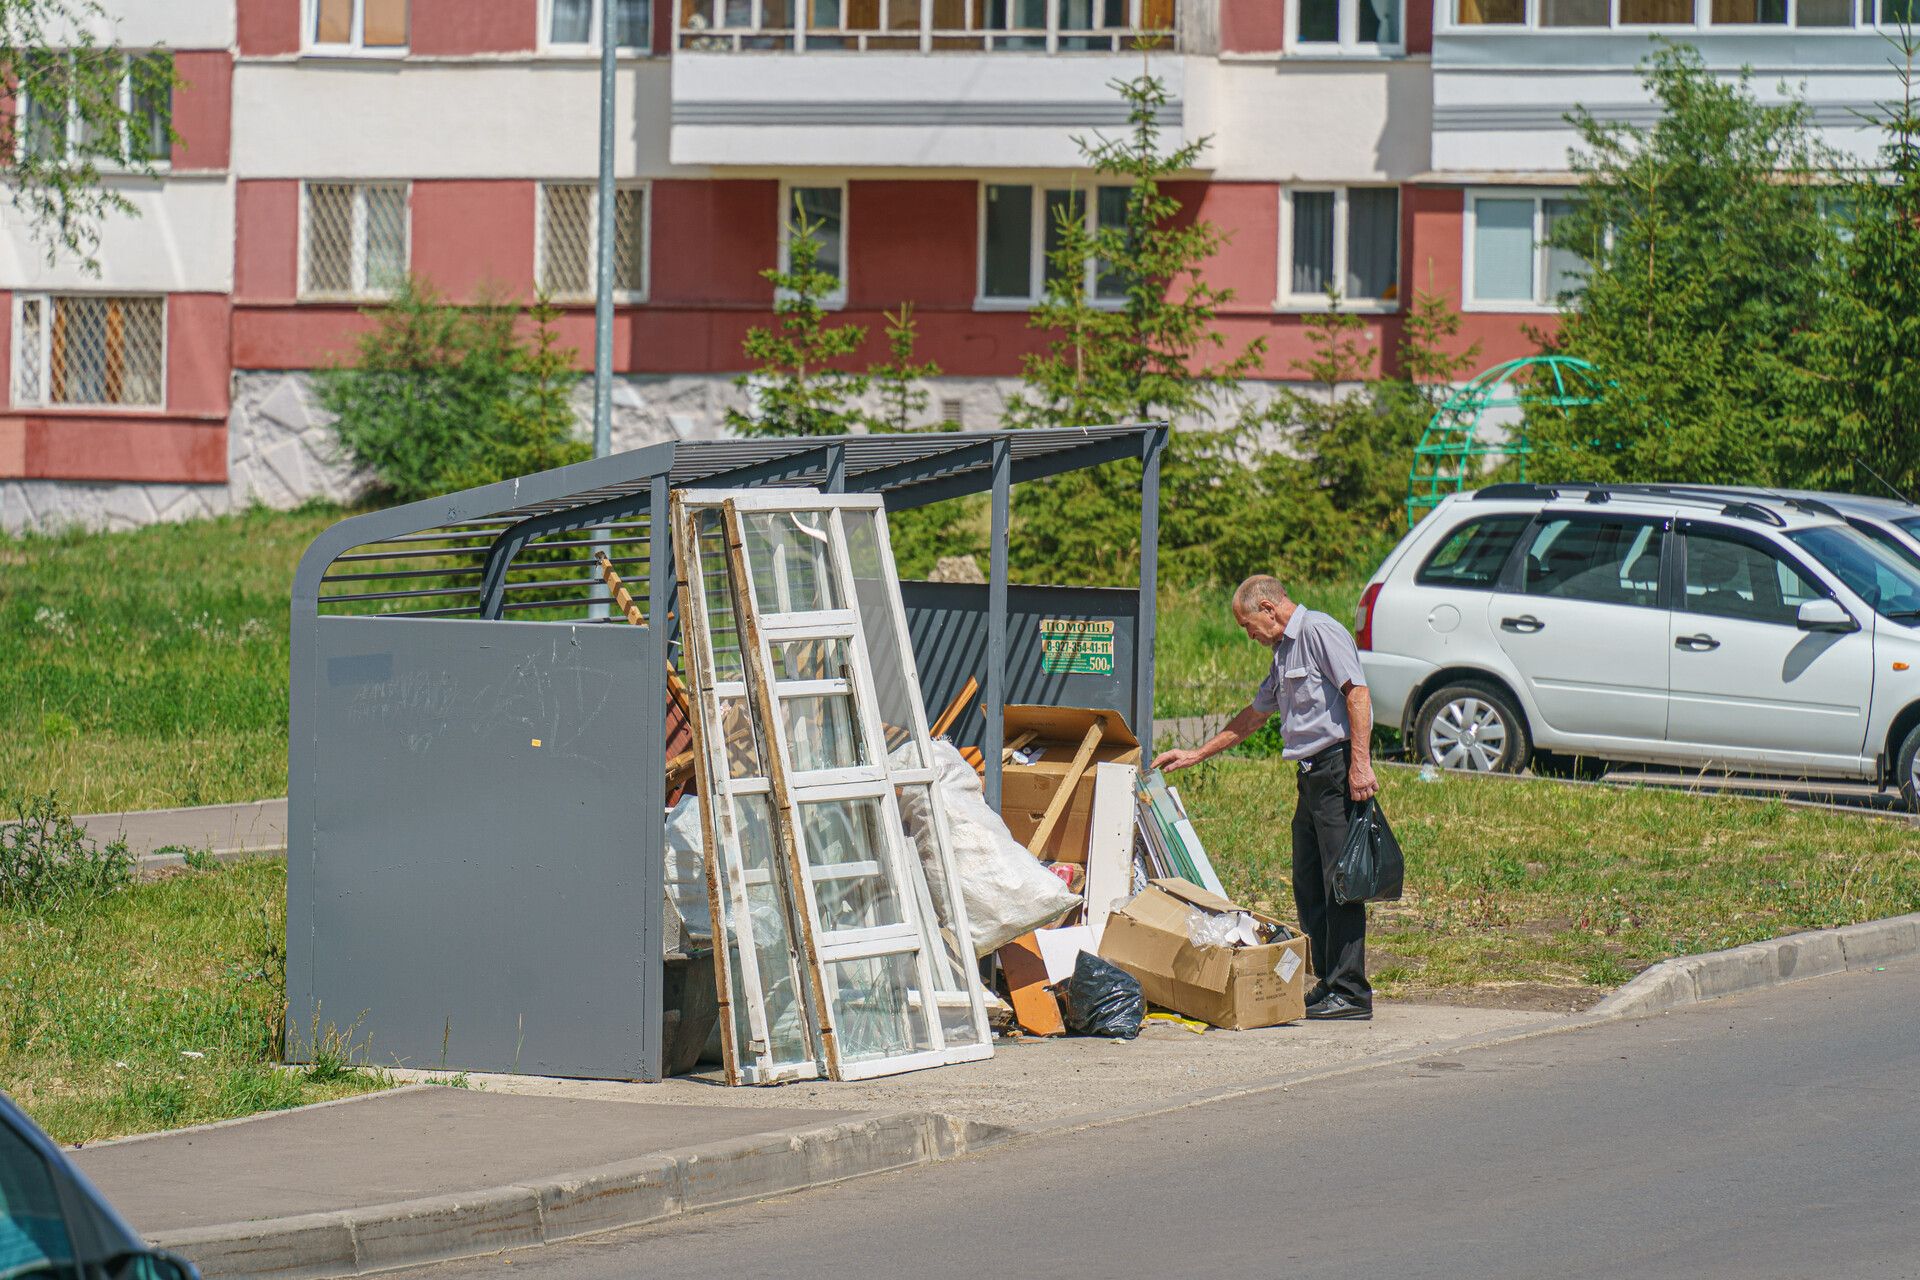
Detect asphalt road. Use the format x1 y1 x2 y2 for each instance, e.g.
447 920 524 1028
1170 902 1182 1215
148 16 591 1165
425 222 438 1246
398 960 1920 1280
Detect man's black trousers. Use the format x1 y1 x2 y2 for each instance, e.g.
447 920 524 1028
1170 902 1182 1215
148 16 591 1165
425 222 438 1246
1292 741 1371 1005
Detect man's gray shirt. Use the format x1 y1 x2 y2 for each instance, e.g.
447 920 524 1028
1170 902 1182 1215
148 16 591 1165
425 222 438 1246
1252 606 1368 760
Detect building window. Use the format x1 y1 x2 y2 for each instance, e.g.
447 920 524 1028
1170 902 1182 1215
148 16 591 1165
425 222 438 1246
302 182 410 299
1294 0 1403 48
539 183 649 301
979 182 1130 306
677 0 1173 52
1455 0 1875 23
17 50 170 167
13 295 166 408
309 0 409 50
1281 187 1400 308
1466 191 1582 310
546 0 652 47
779 184 846 304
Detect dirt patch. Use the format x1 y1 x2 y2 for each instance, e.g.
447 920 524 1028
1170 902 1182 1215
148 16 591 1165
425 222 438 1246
1399 983 1605 1014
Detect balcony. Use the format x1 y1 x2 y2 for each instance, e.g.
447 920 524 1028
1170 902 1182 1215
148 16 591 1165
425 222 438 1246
675 0 1176 53
669 0 1183 168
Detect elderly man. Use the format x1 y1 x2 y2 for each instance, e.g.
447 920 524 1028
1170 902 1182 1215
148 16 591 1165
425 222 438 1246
1151 575 1379 1021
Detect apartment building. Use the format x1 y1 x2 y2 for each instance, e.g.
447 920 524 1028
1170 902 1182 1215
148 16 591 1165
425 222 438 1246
0 0 1906 531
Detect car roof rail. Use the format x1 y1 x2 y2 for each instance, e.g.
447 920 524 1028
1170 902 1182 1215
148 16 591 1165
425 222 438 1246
1470 481 1790 527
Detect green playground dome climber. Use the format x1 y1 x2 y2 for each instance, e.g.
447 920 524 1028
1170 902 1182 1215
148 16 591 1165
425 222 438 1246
1406 354 1607 526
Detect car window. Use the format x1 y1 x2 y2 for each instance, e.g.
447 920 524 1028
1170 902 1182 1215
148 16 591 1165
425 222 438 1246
1682 529 1819 626
1843 517 1920 573
1515 516 1662 607
1789 524 1920 620
1416 514 1530 588
0 1120 76 1279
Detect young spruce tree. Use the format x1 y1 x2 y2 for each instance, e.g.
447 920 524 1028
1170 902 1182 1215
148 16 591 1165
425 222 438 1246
1528 42 1839 484
1008 73 1269 585
726 208 869 437
1812 30 1920 498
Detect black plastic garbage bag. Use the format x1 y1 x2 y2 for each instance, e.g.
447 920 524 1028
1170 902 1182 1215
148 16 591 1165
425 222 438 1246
1333 798 1404 905
1063 952 1145 1040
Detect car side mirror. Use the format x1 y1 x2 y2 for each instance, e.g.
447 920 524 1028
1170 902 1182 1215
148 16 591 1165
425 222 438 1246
1797 598 1857 633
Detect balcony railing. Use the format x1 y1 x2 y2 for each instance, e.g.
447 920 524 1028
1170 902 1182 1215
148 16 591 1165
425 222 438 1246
677 0 1176 52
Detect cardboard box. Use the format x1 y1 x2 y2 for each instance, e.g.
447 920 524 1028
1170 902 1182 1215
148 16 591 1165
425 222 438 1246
1097 878 1309 1030
999 705 1141 862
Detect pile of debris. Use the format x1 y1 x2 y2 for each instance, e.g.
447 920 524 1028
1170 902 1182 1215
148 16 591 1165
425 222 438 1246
626 489 1308 1088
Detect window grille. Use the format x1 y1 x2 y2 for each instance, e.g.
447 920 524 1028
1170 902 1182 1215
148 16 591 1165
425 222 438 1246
303 182 409 298
540 183 648 300
312 0 410 48
13 295 164 408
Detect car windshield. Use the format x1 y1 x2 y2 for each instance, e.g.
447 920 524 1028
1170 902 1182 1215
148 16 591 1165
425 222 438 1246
1788 525 1920 621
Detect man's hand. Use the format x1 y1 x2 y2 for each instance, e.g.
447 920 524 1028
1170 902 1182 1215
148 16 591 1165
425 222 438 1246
1348 757 1379 802
1152 748 1204 772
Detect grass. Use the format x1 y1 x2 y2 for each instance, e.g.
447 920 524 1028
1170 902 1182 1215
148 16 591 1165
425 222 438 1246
0 505 342 814
1184 758 1920 1002
1 503 1358 810
0 857 388 1145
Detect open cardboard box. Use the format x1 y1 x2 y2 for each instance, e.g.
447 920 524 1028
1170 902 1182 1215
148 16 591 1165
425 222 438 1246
998 705 1141 862
1098 878 1309 1030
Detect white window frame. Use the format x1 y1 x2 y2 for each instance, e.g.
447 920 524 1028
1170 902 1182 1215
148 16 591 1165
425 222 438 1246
1462 188 1579 314
535 180 652 303
1276 185 1402 313
538 0 655 54
13 50 171 172
299 181 413 301
778 180 849 310
11 292 169 411
303 0 410 55
1442 0 1881 29
1288 0 1407 53
974 180 1131 311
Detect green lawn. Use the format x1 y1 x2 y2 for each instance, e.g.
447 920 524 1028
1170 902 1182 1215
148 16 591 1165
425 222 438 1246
1 505 1342 812
1 507 341 814
1 857 387 1145
1185 758 1920 1004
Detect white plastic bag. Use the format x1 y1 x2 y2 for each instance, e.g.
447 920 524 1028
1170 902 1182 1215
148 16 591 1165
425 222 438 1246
665 795 714 943
931 739 1080 957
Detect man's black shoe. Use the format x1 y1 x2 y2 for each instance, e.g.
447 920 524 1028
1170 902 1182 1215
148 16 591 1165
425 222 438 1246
1305 980 1330 1007
1305 993 1372 1021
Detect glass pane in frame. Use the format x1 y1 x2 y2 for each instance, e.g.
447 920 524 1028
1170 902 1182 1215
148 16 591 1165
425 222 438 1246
841 510 925 768
780 693 867 772
798 797 906 932
826 953 936 1064
896 783 982 1048
742 510 841 614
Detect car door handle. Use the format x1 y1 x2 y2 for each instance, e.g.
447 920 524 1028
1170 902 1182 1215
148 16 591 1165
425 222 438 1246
1500 615 1545 633
1675 633 1721 651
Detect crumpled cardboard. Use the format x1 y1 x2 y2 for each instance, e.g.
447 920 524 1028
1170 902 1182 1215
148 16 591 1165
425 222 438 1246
1097 878 1308 1030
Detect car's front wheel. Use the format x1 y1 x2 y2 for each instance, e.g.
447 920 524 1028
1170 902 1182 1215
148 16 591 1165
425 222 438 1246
1415 682 1532 774
1895 722 1920 813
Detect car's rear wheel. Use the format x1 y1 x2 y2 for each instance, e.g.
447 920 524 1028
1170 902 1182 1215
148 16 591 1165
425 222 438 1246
1415 682 1532 774
1896 722 1920 813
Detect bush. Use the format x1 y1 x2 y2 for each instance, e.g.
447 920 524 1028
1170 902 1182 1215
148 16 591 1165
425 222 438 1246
0 793 133 912
319 281 589 503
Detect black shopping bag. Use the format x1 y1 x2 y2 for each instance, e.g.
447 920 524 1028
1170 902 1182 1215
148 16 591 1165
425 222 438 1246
1333 798 1404 905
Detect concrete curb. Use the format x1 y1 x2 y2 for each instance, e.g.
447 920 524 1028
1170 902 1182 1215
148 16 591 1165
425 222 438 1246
1591 911 1920 1020
147 1110 1012 1279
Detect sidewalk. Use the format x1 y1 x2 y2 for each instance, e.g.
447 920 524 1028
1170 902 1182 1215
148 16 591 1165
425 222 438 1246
74 798 287 868
73 1002 1557 1278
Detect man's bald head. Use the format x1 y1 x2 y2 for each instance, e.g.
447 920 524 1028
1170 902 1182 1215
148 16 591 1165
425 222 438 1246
1231 575 1290 615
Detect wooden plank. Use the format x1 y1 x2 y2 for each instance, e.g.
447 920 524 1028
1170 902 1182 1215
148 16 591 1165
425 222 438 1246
1024 721 1104 856
997 933 1065 1037
929 675 979 740
1084 761 1138 947
1000 729 1038 764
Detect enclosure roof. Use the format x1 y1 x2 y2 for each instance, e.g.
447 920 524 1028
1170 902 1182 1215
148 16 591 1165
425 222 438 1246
496 424 1163 522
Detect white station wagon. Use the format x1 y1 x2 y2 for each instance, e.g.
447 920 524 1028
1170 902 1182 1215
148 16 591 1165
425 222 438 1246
1357 484 1920 808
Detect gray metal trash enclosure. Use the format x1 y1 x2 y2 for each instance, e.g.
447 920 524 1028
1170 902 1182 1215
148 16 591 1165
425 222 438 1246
286 426 1167 1082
